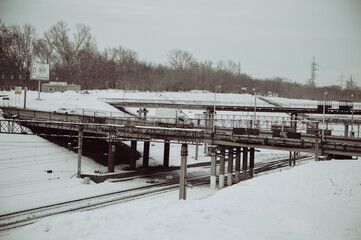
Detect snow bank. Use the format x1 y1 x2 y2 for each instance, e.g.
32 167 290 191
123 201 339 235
5 160 361 240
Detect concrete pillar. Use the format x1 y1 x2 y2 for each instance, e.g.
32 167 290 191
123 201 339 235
210 146 217 189
219 146 225 189
203 143 208 155
227 148 234 186
289 151 292 167
163 140 170 167
77 126 83 178
293 152 296 166
249 147 255 178
130 140 137 169
235 147 241 183
195 144 199 160
179 144 188 200
344 124 349 137
315 130 319 161
242 147 248 180
143 140 150 168
108 141 115 173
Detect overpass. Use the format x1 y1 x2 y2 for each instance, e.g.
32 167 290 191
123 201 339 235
99 98 361 115
1 106 361 159
1 106 361 197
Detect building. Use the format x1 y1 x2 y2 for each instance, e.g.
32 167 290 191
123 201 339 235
41 82 81 93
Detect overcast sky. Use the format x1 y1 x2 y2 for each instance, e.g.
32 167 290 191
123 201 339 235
1 0 360 87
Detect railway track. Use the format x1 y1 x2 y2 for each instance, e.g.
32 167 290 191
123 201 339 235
0 155 313 233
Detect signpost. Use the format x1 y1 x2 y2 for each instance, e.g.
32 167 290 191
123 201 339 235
15 86 22 105
30 63 49 100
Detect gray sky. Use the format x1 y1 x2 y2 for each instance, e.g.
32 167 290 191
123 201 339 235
1 0 360 87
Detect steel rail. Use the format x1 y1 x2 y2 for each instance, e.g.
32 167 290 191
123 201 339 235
0 156 312 232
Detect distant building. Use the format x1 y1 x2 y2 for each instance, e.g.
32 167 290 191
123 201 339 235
42 82 81 93
239 87 248 94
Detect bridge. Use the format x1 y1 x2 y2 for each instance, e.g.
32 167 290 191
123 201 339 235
1 106 361 199
99 98 361 115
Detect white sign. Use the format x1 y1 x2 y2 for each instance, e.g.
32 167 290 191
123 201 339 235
49 81 67 86
30 63 49 81
15 86 22 94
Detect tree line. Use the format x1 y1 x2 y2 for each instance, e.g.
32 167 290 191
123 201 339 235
0 19 359 101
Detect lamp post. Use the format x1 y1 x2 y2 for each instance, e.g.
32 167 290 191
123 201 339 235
213 85 221 133
351 94 354 137
253 88 256 128
322 91 328 139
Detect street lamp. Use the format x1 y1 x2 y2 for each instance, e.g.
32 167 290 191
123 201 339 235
351 94 354 137
253 88 256 128
322 91 328 139
213 85 221 133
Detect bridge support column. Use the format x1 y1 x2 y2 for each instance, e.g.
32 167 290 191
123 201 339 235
179 144 188 200
219 146 225 189
130 140 137 169
108 141 115 173
344 124 349 137
235 147 241 183
210 146 217 189
242 147 248 180
293 152 296 166
195 144 199 160
143 140 150 168
289 151 292 166
314 130 320 161
203 143 208 155
249 148 255 178
288 151 296 167
77 126 83 178
163 140 170 167
227 148 234 186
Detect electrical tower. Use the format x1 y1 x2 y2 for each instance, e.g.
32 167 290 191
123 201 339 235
307 56 318 87
339 73 344 89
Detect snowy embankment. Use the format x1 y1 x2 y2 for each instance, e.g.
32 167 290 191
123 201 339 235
4 160 361 240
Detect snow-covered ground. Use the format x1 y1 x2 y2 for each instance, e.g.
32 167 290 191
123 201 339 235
1 89 360 239
3 159 361 240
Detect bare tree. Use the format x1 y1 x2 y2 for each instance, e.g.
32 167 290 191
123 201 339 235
43 21 95 82
7 23 37 74
167 49 196 70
